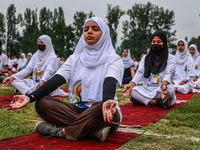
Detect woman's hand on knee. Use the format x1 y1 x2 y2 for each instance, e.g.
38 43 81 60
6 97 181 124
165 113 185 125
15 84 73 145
161 84 168 99
10 95 30 110
2 76 15 87
102 100 116 123
123 81 135 97
36 80 45 89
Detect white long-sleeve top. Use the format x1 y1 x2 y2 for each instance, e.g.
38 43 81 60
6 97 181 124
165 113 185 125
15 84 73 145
12 53 59 84
173 56 194 82
131 54 175 98
192 56 200 77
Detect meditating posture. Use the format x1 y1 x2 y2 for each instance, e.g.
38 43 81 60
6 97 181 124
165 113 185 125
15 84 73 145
18 52 33 71
172 39 194 93
122 49 135 83
0 40 8 82
8 17 123 142
3 35 67 96
123 30 177 109
189 44 200 88
17 53 27 72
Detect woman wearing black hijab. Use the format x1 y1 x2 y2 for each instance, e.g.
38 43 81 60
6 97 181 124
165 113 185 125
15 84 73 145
123 30 178 109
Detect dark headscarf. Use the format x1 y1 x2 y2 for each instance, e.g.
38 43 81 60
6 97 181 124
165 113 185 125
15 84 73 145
144 30 168 78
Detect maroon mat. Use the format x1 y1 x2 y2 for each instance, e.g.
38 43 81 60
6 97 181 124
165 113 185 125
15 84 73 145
175 92 196 101
0 95 13 108
120 92 196 126
0 130 139 150
0 92 196 149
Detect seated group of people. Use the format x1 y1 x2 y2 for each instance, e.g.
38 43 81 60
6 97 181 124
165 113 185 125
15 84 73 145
122 36 199 110
0 16 198 142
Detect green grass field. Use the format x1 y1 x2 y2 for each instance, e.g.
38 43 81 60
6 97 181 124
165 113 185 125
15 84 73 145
0 83 200 149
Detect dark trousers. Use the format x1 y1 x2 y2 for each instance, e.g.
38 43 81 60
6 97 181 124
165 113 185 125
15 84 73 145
35 96 120 141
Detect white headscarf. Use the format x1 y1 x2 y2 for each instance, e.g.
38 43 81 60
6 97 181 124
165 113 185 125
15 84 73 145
71 17 121 101
189 44 199 60
35 35 57 71
122 49 134 69
175 39 191 64
17 53 27 69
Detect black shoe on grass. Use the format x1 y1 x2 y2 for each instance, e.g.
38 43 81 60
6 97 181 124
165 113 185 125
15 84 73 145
35 121 64 138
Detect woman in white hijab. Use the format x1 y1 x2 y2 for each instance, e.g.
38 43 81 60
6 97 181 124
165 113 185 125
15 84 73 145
189 44 200 87
122 49 135 83
17 53 27 71
3 35 67 96
172 39 195 93
6 17 123 142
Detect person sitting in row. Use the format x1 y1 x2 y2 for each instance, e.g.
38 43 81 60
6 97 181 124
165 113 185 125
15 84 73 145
17 53 27 72
3 35 67 97
172 39 195 93
0 40 8 82
189 44 200 88
132 56 139 72
7 17 123 142
9 55 18 73
18 52 33 71
122 49 135 84
123 30 177 109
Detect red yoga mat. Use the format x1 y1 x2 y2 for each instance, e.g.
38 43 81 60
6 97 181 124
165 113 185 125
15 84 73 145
0 92 196 149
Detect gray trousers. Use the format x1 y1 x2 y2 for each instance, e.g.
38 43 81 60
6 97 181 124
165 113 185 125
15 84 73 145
35 96 120 141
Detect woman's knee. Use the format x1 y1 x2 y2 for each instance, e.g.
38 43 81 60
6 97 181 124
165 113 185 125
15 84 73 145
176 87 185 93
35 96 53 113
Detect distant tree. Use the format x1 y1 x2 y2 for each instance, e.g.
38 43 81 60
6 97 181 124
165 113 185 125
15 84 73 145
6 4 19 56
0 13 6 45
72 11 87 44
188 37 198 47
62 24 75 57
88 11 95 18
39 7 53 35
106 4 125 48
197 36 200 50
19 8 40 54
51 7 66 55
121 2 176 58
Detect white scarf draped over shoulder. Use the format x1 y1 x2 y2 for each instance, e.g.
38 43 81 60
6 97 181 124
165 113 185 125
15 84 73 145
175 39 191 64
122 49 135 69
189 44 199 61
71 17 122 102
35 35 58 71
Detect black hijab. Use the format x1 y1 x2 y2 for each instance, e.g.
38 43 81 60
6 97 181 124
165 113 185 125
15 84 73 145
144 30 169 78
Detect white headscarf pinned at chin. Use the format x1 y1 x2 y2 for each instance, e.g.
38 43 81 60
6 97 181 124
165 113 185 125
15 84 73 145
122 49 134 69
175 39 191 64
189 44 199 60
35 35 57 71
72 17 122 102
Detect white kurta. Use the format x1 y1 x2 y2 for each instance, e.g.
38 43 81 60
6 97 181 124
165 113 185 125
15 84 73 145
56 54 124 120
173 56 194 93
11 53 65 96
192 56 200 87
0 53 8 71
130 54 177 105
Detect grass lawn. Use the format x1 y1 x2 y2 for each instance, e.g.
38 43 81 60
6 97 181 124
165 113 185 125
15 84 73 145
0 83 200 149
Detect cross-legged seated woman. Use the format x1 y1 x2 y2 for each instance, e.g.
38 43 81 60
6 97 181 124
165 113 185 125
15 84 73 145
123 31 178 109
172 39 195 93
7 17 123 142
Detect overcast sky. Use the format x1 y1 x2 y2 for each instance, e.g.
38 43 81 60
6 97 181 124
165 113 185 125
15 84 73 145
0 0 200 46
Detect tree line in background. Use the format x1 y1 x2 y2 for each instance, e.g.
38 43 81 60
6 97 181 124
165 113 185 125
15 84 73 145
0 2 200 59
